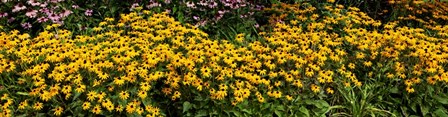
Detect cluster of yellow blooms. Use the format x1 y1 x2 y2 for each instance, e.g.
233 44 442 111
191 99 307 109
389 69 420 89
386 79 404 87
389 0 448 36
0 3 447 116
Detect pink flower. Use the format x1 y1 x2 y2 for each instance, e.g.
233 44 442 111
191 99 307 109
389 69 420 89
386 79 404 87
186 1 195 8
146 2 161 8
8 17 15 23
26 9 38 18
130 3 139 11
50 0 64 3
12 4 26 12
39 8 49 13
208 1 218 8
85 9 93 16
48 13 60 21
60 10 72 17
27 0 41 6
193 16 199 20
195 20 207 27
164 0 171 4
72 5 79 9
50 0 59 3
198 0 207 6
0 12 7 18
21 22 32 29
37 17 48 23
218 10 227 15
39 2 48 7
53 20 64 25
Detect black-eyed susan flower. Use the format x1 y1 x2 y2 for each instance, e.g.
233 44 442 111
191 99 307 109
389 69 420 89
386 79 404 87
53 106 63 116
119 91 129 100
82 102 91 110
33 102 43 111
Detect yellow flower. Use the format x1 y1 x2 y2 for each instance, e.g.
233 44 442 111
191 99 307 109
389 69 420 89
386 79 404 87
406 86 415 93
116 105 124 112
87 91 97 101
53 106 63 116
285 95 293 101
138 90 148 99
257 95 265 103
113 76 126 86
126 103 136 114
363 61 372 67
61 85 72 94
427 77 436 85
273 90 282 98
326 88 334 94
119 91 130 100
18 100 28 110
83 102 91 110
33 102 44 110
75 84 86 93
348 63 355 69
311 84 320 93
140 82 151 91
92 105 102 114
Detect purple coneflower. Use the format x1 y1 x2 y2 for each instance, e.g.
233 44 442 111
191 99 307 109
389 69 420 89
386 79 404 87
0 12 7 18
193 16 199 20
27 0 41 6
72 5 79 9
130 3 139 11
164 0 171 4
60 10 72 18
39 2 48 7
26 9 38 18
21 22 32 29
208 1 218 8
37 17 48 23
146 2 161 8
85 9 93 16
48 13 60 21
8 17 15 23
186 1 195 8
12 4 26 12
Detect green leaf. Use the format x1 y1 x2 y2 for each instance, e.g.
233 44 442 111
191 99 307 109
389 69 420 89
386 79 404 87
410 102 417 113
275 110 283 117
241 109 252 115
36 113 46 117
304 100 314 105
315 100 330 109
433 95 448 104
277 105 286 111
299 106 310 117
16 92 29 96
183 101 192 113
390 87 399 94
173 7 177 13
16 114 28 117
261 103 271 111
72 92 81 102
434 108 448 117
230 110 242 116
421 105 429 116
195 110 207 117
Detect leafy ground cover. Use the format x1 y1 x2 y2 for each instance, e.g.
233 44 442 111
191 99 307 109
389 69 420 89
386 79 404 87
1 0 448 117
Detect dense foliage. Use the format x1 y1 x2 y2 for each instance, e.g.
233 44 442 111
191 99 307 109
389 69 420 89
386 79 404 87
1 0 448 117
